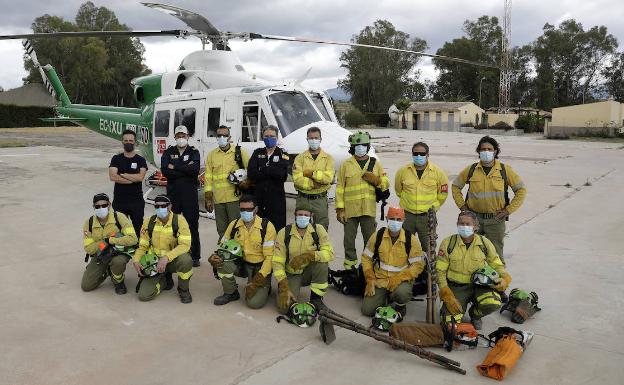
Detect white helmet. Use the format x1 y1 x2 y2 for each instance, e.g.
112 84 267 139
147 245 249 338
227 169 247 185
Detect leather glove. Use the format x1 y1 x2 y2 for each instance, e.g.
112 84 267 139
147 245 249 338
493 273 512 292
387 271 413 292
204 191 214 212
362 171 381 186
245 272 266 300
439 286 463 315
208 253 224 269
277 279 296 311
238 178 252 190
363 268 376 297
303 169 314 179
336 208 347 224
288 251 316 270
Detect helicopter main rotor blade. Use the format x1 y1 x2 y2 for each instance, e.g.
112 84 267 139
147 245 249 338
247 33 500 70
142 2 221 36
0 30 189 40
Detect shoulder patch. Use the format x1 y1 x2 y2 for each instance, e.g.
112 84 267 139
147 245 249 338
440 184 448 193
282 154 289 160
438 249 445 257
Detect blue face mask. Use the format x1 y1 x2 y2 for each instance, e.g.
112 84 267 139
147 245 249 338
94 207 109 219
217 136 229 148
155 207 169 219
388 220 403 233
308 139 321 151
412 155 427 167
264 136 277 148
457 225 474 238
479 150 495 163
295 215 311 229
354 145 368 157
240 210 255 223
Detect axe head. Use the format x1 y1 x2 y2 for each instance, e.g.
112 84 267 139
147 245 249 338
319 319 336 344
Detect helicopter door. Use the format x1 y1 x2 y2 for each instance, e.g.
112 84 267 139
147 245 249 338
172 102 205 159
239 99 269 143
153 109 171 168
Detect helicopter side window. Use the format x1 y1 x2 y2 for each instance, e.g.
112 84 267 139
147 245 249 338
309 92 331 121
174 108 196 137
155 110 170 137
207 108 221 137
241 103 259 142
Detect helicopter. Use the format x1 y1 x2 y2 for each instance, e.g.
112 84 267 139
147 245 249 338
1 2 500 208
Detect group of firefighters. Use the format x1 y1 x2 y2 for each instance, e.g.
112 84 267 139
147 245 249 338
81 124 526 329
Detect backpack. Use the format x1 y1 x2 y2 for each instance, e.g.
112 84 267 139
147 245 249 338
465 162 510 207
284 223 321 261
446 234 487 256
147 214 180 240
366 157 390 220
372 227 412 268
234 145 244 169
229 217 270 245
328 265 366 296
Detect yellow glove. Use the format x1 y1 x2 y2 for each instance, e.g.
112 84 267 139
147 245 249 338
204 191 214 212
362 171 381 186
245 272 266 300
387 271 413 292
336 208 346 224
440 286 463 315
493 273 512 292
288 251 316 270
277 279 296 311
303 169 314 179
363 268 376 297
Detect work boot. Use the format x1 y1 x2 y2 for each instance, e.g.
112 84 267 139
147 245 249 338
499 290 508 304
214 291 240 306
163 273 174 290
192 259 201 267
392 303 407 320
178 289 193 304
471 318 483 330
310 292 328 312
114 280 127 295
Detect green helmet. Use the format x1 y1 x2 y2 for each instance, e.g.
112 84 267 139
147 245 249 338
348 131 371 145
372 306 402 332
217 239 244 261
471 265 500 287
139 253 159 277
288 302 318 327
510 288 539 304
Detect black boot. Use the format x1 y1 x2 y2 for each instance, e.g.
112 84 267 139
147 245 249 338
499 291 508 304
213 291 240 306
163 273 174 290
114 280 127 295
178 288 193 304
392 303 407 320
192 259 201 267
310 292 327 312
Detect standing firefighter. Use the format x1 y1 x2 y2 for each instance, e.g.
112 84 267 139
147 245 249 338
336 131 389 270
204 125 250 239
361 207 426 319
248 125 289 231
82 193 138 295
161 125 202 267
451 136 526 260
273 202 335 313
292 126 335 230
132 195 194 303
208 195 276 308
436 211 511 330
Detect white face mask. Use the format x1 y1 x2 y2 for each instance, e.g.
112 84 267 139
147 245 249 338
217 136 229 148
176 138 188 148
387 220 403 233
354 145 368 157
308 139 321 151
457 225 474 238
95 207 109 219
479 150 494 163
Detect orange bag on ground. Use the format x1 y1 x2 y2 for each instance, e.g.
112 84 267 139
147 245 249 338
477 327 534 381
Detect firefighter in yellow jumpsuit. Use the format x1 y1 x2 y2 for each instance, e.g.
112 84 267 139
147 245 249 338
336 131 389 270
133 195 194 303
273 202 335 313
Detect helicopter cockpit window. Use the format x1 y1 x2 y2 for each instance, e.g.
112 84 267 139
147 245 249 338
268 91 321 137
241 103 259 142
174 108 196 137
155 110 170 138
308 92 331 121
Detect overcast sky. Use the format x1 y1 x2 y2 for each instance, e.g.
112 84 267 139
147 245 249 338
0 0 623 91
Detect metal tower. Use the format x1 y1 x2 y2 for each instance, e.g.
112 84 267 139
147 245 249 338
498 0 512 113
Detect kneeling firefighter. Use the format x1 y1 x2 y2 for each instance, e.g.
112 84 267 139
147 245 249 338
132 195 194 303
361 207 426 320
208 194 276 308
436 210 511 330
273 201 335 314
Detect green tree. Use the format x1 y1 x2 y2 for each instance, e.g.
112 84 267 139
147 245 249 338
24 1 150 106
394 98 411 129
339 20 427 125
601 52 624 102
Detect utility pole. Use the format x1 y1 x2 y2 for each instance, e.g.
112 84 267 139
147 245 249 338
479 77 486 108
498 0 512 113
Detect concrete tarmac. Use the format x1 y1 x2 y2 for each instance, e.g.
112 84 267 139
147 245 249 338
1 129 623 385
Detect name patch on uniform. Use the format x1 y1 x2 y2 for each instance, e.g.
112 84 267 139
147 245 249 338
440 184 448 193
131 162 137 169
183 155 189 162
273 155 280 163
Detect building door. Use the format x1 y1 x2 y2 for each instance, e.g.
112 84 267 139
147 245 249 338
412 113 419 130
423 112 430 130
435 111 442 130
448 112 455 131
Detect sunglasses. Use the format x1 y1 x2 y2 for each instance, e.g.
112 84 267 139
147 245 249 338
93 203 109 209
240 207 255 212
216 134 229 138
154 204 169 209
412 152 428 156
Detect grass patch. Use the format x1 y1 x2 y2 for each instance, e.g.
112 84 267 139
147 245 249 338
0 139 29 148
0 126 87 134
569 134 624 143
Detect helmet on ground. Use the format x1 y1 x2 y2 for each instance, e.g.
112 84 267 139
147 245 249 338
348 131 371 145
372 306 402 331
509 288 538 304
217 239 244 261
288 302 318 327
471 265 500 287
139 253 159 277
227 168 247 185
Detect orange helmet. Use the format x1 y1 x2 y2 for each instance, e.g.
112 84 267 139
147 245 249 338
386 207 405 220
